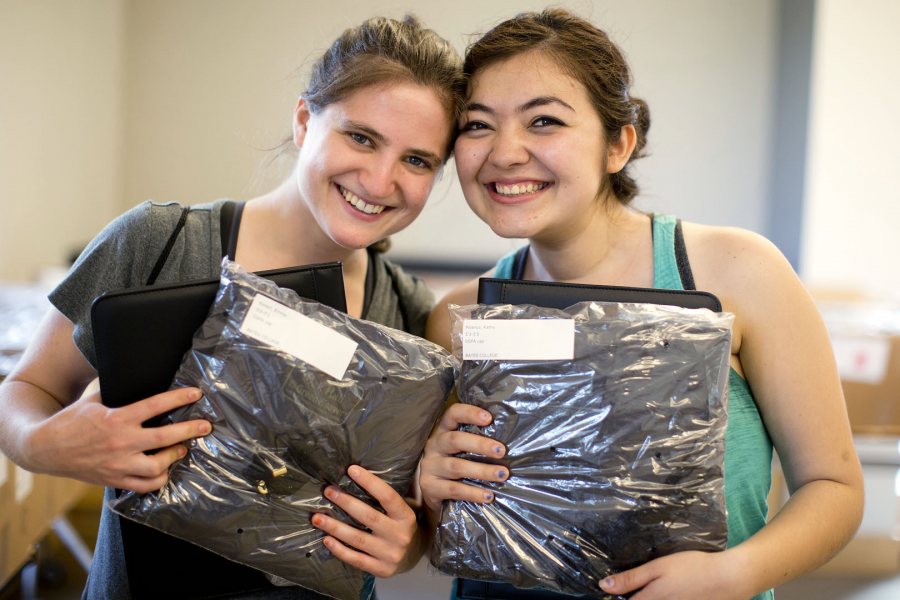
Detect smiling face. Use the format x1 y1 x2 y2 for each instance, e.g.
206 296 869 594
293 81 452 250
455 50 615 244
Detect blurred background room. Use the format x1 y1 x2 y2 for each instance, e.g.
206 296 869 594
1 0 898 598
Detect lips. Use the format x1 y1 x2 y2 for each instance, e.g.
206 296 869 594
338 185 386 215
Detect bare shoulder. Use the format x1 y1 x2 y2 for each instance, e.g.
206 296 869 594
683 222 813 342
425 273 486 351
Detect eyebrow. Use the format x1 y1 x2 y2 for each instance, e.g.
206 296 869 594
345 120 442 164
465 96 575 114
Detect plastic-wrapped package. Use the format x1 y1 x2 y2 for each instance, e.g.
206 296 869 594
431 301 733 598
110 259 455 600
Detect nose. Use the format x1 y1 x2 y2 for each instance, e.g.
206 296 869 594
488 126 529 168
359 156 397 200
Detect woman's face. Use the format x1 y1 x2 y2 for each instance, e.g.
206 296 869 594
454 50 609 244
293 81 451 250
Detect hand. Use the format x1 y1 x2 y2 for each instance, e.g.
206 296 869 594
419 403 508 514
310 465 421 578
32 386 211 492
599 550 749 600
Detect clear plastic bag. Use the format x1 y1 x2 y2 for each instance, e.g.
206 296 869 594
431 301 733 598
110 259 456 600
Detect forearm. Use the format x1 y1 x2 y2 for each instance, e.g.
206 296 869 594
727 477 863 596
0 378 68 473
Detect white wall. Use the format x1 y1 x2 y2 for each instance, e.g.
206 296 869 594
800 0 900 298
0 0 126 282
0 0 777 280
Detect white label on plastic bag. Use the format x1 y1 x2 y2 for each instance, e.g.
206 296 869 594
240 294 357 380
15 465 33 503
831 334 891 384
462 319 574 360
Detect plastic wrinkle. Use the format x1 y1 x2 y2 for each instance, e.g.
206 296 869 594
110 259 455 600
431 301 733 598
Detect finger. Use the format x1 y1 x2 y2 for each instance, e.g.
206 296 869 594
125 387 204 423
429 428 506 460
311 513 386 563
135 418 212 454
437 403 493 433
141 443 188 477
345 465 414 522
318 535 395 578
600 564 656 596
117 472 171 494
422 475 497 505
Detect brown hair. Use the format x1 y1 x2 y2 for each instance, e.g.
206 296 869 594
464 8 650 204
305 15 465 160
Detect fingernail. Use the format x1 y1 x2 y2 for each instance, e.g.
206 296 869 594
198 421 212 435
311 514 323 527
347 465 361 478
322 537 333 549
324 486 338 500
602 577 614 588
178 446 187 458
481 411 492 423
494 445 504 457
189 388 202 401
484 492 493 502
497 469 507 480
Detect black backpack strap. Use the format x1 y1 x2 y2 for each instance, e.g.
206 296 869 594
673 218 697 291
511 244 530 280
146 206 190 285
220 200 246 260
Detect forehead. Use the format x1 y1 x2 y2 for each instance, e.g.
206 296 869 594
468 50 590 107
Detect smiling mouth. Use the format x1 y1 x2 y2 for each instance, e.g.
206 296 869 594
491 182 550 197
338 185 386 215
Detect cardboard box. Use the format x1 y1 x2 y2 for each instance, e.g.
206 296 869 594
818 300 900 435
837 335 900 435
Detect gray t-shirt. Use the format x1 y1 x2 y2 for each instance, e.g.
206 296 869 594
48 199 434 600
51 199 433 369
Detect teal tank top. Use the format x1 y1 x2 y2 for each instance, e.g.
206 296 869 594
493 214 774 600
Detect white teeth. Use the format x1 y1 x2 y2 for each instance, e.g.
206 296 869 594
494 182 547 196
339 186 385 214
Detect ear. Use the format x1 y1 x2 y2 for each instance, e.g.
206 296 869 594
606 124 637 174
292 98 312 147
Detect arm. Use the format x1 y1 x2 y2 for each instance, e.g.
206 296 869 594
601 227 864 599
0 307 212 493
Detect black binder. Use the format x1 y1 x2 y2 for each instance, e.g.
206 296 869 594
477 277 721 311
91 262 345 410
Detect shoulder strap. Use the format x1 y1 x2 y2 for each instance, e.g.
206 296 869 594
220 200 246 260
146 206 190 285
673 219 697 291
511 245 530 280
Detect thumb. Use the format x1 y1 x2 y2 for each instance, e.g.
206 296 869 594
600 564 655 595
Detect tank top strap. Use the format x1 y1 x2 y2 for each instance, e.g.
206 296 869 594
652 213 685 290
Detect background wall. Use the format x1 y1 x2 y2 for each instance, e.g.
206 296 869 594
800 0 900 298
1 0 897 299
1 0 777 278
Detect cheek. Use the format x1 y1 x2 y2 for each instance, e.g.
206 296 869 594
453 142 486 181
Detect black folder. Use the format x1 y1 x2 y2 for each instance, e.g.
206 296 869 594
477 277 721 312
91 262 346 409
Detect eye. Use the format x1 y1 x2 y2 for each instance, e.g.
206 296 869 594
348 131 373 146
459 120 490 133
531 116 564 128
405 155 435 170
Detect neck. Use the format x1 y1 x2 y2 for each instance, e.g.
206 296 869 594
526 203 652 287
